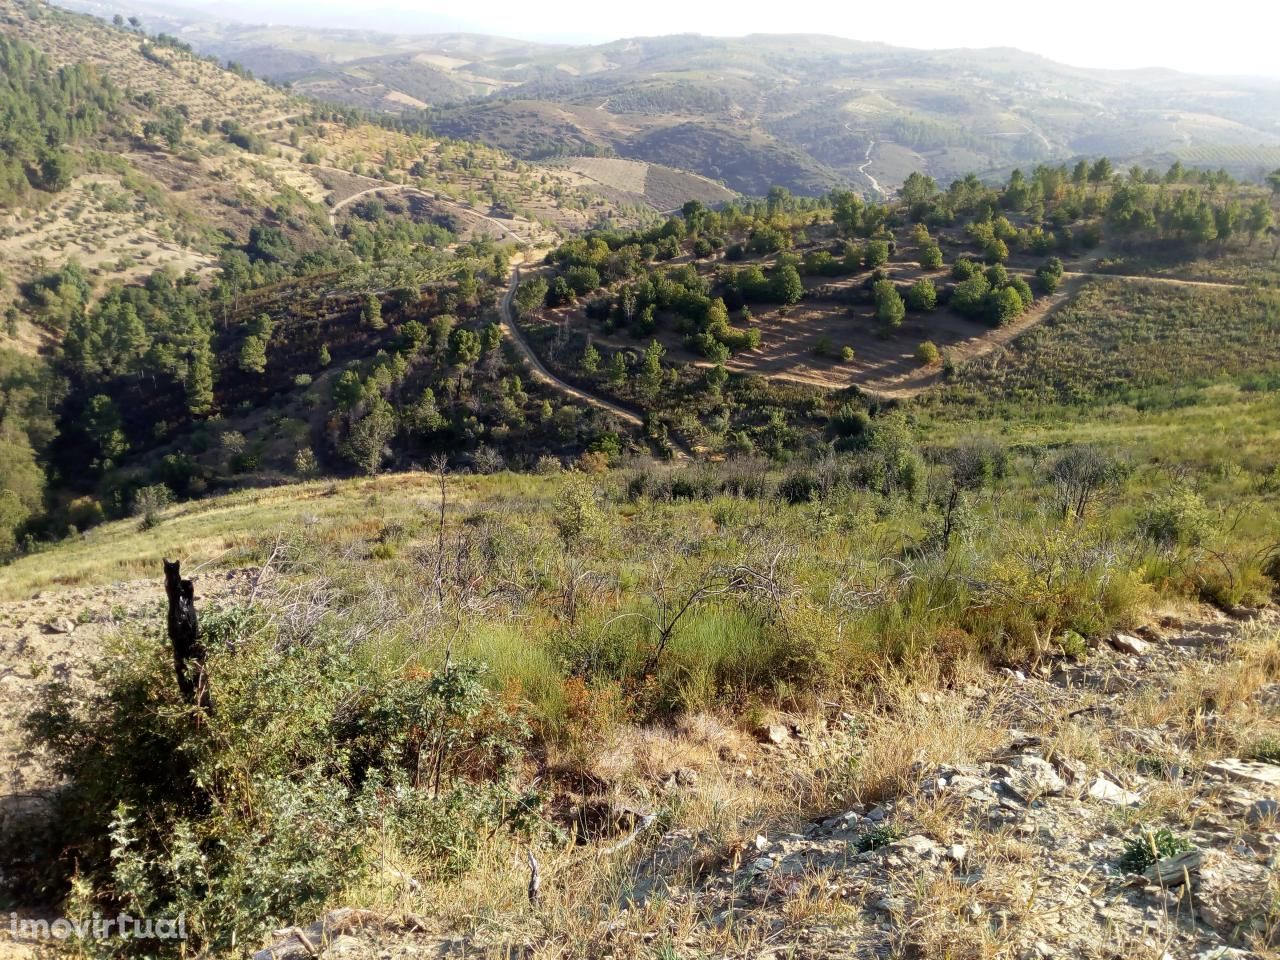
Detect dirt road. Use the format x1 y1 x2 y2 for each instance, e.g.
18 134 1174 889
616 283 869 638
498 268 692 460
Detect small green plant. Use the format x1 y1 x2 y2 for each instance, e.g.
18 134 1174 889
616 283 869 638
1056 629 1087 659
855 824 902 853
1118 828 1191 874
1246 737 1280 765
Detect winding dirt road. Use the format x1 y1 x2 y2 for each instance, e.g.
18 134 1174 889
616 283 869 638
498 268 691 461
327 183 525 243
857 139 886 198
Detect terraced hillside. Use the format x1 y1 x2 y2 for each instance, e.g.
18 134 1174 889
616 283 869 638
65 7 1280 198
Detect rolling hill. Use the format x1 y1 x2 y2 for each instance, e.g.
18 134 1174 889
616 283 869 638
52 4 1280 197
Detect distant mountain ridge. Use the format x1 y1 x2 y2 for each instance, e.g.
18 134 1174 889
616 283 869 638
53 1 1280 196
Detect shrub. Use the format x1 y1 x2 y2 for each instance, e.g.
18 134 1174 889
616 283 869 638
840 345 855 363
19 614 537 954
131 484 172 524
905 278 937 312
1247 737 1280 765
915 341 941 365
1140 483 1213 547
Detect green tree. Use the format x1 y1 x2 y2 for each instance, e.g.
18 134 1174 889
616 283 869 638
362 295 384 330
864 239 890 268
918 243 943 270
513 276 548 315
607 351 627 386
581 341 600 374
1088 157 1113 185
342 397 396 475
448 328 481 366
239 334 268 374
770 264 804 305
874 280 905 330
905 278 937 312
951 276 991 317
985 286 1026 327
80 394 127 469
638 339 664 401
318 343 331 367
1246 200 1273 243
1035 257 1064 294
185 344 215 417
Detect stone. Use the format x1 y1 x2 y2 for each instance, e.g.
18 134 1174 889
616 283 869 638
945 844 968 864
321 935 365 957
1196 852 1273 936
1206 758 1280 788
1246 798 1280 825
43 617 75 634
1051 756 1087 785
1142 849 1203 886
1110 633 1149 655
1000 755 1067 802
750 856 775 873
881 834 939 867
1087 776 1141 807
760 724 791 745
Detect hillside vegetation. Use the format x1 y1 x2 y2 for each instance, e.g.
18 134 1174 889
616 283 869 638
0 9 1278 960
2 0 746 556
78 8 1280 198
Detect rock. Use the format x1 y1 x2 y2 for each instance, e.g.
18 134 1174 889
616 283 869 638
945 843 968 864
1142 849 1203 886
1000 755 1067 802
1246 798 1280 825
322 935 365 957
865 804 888 822
1051 756 1087 785
1110 633 1149 655
1206 758 1280 788
1087 776 1141 806
881 834 939 868
750 856 775 873
43 617 76 634
1196 852 1273 937
760 724 791 745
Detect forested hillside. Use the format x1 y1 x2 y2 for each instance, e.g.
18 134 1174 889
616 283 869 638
0 0 672 555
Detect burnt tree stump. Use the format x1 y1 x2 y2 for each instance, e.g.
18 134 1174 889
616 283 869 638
163 559 212 714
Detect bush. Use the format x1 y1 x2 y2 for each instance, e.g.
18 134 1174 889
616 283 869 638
1140 483 1213 547
131 484 172 524
915 341 941 365
905 278 937 312
18 614 537 954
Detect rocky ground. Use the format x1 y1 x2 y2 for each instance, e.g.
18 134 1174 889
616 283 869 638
1 575 1277 959
0 569 257 801
251 610 1280 959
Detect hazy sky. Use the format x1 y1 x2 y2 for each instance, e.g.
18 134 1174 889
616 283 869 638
172 0 1275 77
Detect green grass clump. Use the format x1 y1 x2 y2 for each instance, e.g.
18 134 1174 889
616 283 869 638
1118 828 1192 874
855 824 903 853
1246 737 1280 766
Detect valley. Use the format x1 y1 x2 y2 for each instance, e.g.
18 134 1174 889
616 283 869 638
0 3 1279 959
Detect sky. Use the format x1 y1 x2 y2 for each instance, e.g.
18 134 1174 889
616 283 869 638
167 0 1276 77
